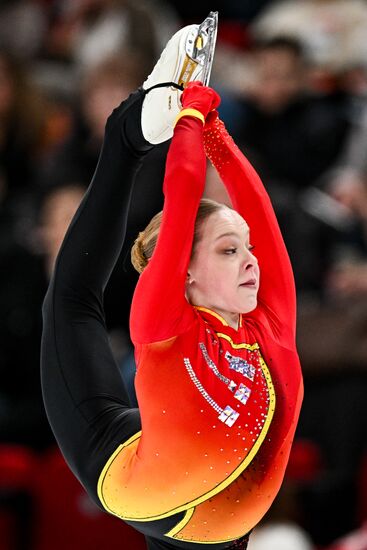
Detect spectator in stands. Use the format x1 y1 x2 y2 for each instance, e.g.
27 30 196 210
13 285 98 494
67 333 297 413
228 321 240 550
252 0 367 76
0 48 46 249
217 37 350 294
44 0 161 73
0 183 84 449
235 37 349 190
326 166 367 300
294 105 367 545
40 55 145 188
324 62 367 301
0 0 47 60
38 54 169 339
327 100 367 240
38 184 86 277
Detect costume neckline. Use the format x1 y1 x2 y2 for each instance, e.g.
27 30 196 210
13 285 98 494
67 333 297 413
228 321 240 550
194 306 243 330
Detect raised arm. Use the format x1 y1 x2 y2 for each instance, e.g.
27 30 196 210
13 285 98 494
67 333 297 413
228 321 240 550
203 112 297 345
130 84 220 345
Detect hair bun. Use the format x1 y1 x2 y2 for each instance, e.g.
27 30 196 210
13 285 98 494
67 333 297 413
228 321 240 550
131 232 148 274
131 198 225 276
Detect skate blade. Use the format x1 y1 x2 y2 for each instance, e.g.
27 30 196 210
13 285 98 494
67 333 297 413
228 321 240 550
178 11 218 87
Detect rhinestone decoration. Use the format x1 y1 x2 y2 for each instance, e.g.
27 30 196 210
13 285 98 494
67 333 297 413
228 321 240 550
225 351 255 381
184 357 222 414
199 343 234 386
234 383 251 405
184 337 272 431
184 357 240 426
218 406 240 427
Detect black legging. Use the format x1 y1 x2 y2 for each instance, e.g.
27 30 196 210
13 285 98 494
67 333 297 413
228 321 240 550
40 89 249 550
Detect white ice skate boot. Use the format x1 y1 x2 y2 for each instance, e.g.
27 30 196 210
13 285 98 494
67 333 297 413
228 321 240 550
141 11 218 144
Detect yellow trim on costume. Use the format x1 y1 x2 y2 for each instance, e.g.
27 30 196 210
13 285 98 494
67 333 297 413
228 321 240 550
169 525 245 545
97 431 142 509
97 344 275 543
216 332 259 351
167 507 195 537
194 306 229 326
195 307 244 330
165 348 276 542
174 108 205 127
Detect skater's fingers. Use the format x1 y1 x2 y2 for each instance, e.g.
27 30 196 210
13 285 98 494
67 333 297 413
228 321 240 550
209 89 221 110
181 84 221 118
205 110 219 126
183 82 219 102
181 83 205 104
186 81 203 89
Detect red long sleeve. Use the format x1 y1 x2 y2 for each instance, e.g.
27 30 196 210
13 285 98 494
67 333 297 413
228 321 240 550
98 97 303 545
203 114 297 347
130 116 206 344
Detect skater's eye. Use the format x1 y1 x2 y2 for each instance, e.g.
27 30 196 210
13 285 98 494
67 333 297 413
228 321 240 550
224 248 237 255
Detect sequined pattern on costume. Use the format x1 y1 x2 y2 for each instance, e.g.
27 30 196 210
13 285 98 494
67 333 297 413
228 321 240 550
199 342 233 386
184 341 269 428
225 351 255 381
203 116 235 175
183 357 240 427
199 343 253 405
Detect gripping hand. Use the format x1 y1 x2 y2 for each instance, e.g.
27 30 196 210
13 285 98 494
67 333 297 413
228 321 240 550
176 82 221 125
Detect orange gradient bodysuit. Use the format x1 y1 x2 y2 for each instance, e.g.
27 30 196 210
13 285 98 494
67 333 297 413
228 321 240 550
97 111 303 545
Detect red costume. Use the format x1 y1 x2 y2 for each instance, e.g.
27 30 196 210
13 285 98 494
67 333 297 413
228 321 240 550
97 108 303 544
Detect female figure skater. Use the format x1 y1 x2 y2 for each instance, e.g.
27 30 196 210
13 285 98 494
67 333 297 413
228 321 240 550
41 20 303 550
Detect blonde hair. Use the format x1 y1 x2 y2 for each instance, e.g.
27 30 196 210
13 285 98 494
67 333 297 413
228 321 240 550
131 198 228 274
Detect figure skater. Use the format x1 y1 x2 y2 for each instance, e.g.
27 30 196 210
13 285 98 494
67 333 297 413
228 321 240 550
41 15 303 550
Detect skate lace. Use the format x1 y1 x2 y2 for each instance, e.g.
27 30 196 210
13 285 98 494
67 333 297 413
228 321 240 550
143 82 184 94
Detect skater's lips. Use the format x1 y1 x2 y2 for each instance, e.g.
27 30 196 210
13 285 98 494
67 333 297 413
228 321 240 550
239 278 257 288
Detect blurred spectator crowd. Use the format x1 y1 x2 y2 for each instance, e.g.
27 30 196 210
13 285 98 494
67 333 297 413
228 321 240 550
0 1 366 549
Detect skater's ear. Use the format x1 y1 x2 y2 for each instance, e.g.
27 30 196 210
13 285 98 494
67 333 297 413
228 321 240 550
186 272 195 285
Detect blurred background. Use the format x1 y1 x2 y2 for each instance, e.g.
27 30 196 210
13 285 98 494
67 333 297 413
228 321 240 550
0 1 366 549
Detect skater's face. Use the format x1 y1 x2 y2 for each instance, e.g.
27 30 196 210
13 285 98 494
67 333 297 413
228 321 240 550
186 208 259 327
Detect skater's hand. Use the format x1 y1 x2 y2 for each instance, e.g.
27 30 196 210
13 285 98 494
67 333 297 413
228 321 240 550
204 108 220 128
181 82 221 119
